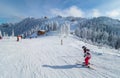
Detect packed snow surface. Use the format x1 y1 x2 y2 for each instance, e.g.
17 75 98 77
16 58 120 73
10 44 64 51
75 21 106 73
0 36 120 78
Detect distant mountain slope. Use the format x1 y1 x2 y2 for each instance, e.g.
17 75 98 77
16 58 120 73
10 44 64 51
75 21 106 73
0 16 120 49
0 16 86 36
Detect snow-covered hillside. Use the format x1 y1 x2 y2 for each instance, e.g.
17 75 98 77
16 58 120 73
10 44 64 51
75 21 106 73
0 35 120 78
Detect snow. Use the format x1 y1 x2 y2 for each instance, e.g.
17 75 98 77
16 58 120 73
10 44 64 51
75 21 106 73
0 35 120 78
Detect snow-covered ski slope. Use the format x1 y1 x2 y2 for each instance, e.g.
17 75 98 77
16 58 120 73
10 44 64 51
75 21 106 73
0 35 120 78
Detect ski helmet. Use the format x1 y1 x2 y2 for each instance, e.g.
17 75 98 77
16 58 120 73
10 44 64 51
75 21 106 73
82 46 86 49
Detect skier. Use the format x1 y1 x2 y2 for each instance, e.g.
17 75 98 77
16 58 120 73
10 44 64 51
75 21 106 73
82 46 91 67
17 35 22 41
84 49 91 67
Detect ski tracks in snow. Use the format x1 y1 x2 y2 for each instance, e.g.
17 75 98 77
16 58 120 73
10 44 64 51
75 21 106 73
0 36 120 78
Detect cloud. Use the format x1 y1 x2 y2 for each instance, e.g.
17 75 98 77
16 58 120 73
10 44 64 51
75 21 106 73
50 6 84 17
86 9 101 18
92 9 101 17
106 10 120 18
89 9 120 19
50 6 102 18
95 0 120 19
50 5 120 19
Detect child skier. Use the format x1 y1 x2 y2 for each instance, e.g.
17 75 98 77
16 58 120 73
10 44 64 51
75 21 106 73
82 46 91 67
84 49 91 67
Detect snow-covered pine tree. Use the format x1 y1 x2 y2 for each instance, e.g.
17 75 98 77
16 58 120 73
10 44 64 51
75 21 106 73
52 21 57 31
64 22 70 36
115 37 120 49
12 29 15 37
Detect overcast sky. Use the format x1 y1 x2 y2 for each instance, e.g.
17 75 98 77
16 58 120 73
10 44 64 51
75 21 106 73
0 0 120 23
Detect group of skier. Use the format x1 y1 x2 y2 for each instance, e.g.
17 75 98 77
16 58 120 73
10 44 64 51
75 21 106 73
82 46 91 67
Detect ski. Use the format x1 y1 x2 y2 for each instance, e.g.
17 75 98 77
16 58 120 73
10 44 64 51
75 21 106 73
76 61 95 70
